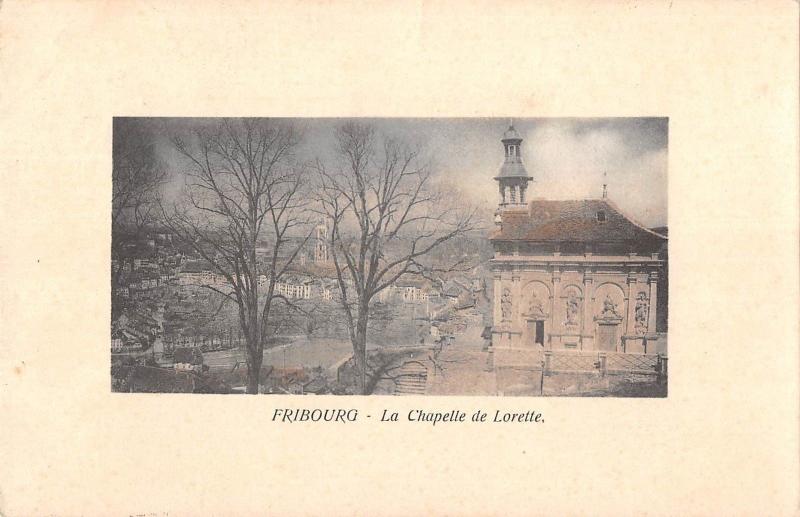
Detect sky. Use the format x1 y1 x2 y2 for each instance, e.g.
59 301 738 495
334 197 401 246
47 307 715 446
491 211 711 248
126 117 668 228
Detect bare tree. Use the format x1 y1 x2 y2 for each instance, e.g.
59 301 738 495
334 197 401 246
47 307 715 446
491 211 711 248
316 122 480 394
112 119 166 317
161 119 310 394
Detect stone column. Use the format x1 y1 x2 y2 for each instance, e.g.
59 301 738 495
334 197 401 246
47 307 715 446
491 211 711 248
648 271 659 332
624 273 637 353
493 273 502 330
512 269 521 348
626 273 637 337
550 267 561 349
582 269 594 349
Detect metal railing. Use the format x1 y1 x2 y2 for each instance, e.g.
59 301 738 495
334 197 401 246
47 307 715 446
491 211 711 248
543 350 667 379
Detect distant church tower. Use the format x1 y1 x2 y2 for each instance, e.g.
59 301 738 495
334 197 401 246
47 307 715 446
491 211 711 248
314 219 329 263
494 121 533 210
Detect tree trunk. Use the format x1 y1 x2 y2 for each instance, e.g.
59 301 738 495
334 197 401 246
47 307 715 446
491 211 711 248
246 304 262 394
354 312 369 395
246 345 263 394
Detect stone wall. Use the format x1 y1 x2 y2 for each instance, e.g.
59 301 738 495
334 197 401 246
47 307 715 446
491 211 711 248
491 347 667 397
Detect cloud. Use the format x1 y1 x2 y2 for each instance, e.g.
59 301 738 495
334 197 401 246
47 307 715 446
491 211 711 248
133 117 668 228
428 118 667 227
523 120 667 226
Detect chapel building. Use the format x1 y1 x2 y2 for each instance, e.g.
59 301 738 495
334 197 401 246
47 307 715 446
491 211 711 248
489 123 667 354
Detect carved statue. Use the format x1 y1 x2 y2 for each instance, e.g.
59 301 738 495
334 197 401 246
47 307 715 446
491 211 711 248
635 292 649 333
526 292 545 318
565 293 580 325
599 294 621 319
500 288 513 321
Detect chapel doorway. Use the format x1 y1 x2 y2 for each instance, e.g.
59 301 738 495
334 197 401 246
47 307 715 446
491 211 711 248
527 320 545 346
597 324 618 351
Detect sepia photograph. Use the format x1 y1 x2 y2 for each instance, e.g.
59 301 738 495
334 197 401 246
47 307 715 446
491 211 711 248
111 117 668 396
3 1 799 514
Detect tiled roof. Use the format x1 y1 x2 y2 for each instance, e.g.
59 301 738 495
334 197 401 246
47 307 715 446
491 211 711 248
491 199 667 244
395 274 428 288
496 161 530 178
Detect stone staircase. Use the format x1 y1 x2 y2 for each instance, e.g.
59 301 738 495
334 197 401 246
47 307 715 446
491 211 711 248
394 361 428 395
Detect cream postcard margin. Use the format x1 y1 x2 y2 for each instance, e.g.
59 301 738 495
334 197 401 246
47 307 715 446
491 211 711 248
0 1 798 516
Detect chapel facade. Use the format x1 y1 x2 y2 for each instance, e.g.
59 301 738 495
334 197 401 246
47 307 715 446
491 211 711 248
489 123 666 354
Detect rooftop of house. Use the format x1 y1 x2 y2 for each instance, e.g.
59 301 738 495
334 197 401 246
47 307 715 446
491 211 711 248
394 274 431 289
280 273 314 285
491 198 667 245
285 261 338 278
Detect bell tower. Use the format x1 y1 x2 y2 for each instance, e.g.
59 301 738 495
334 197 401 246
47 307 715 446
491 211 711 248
314 218 329 263
494 121 533 210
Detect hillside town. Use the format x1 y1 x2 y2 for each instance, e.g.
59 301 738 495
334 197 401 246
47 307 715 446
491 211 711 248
111 219 495 393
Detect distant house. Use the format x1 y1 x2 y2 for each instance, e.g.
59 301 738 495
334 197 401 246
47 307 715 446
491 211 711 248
178 260 215 286
139 258 159 270
422 287 441 302
123 270 161 292
111 329 145 353
441 281 464 300
402 286 420 302
395 276 429 303
275 274 313 299
316 278 339 301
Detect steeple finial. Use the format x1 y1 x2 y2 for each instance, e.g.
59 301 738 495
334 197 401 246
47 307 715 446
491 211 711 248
602 171 608 199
